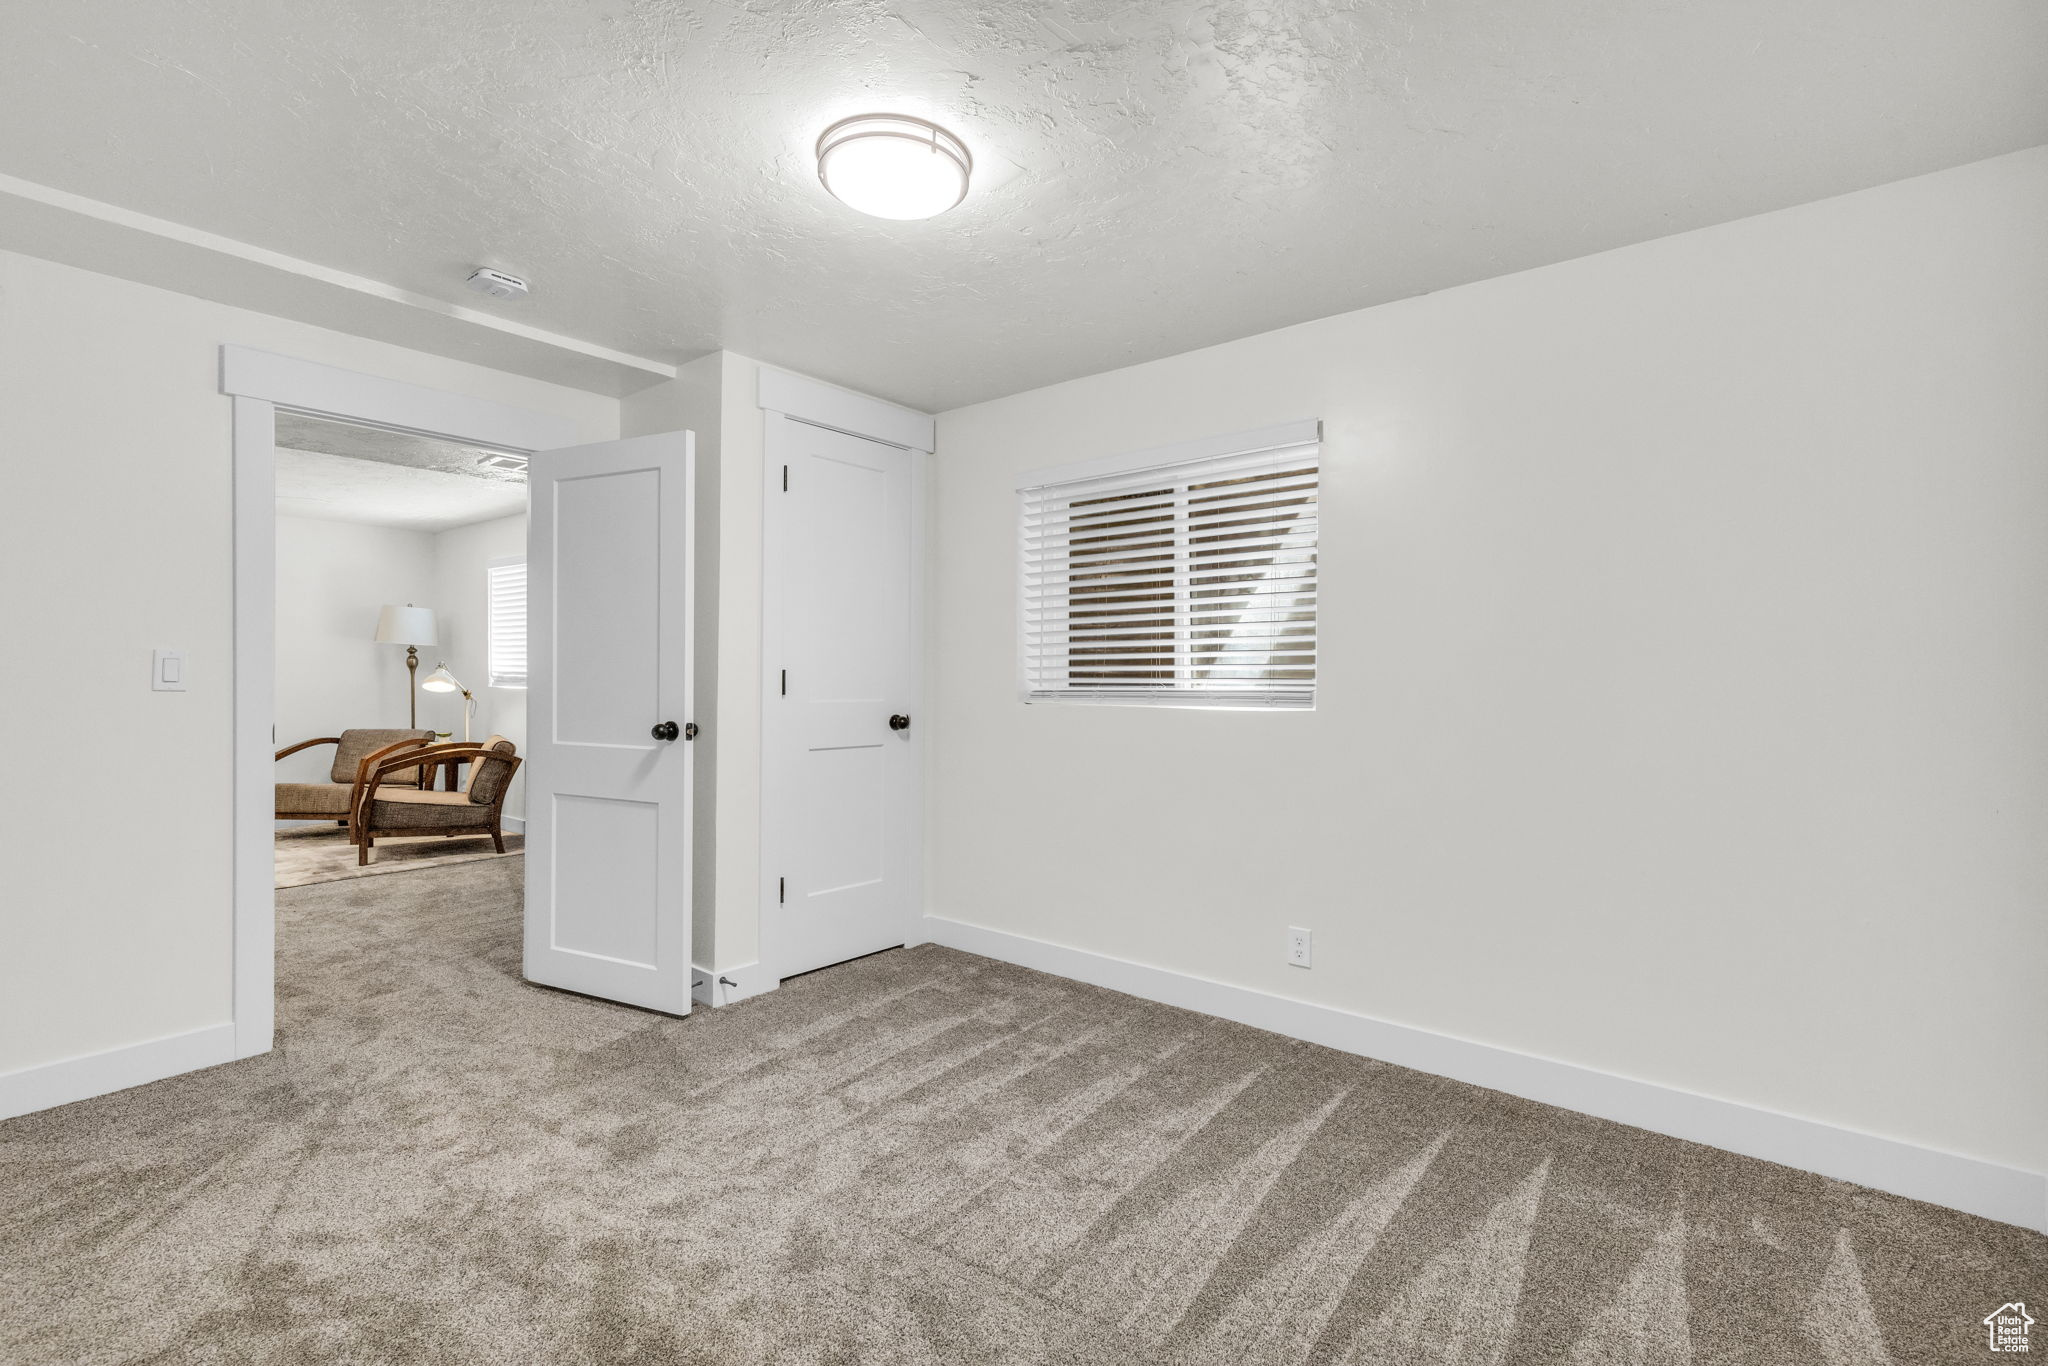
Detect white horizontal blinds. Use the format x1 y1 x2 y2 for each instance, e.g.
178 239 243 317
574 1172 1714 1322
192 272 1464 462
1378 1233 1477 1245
486 557 528 688
1021 425 1318 707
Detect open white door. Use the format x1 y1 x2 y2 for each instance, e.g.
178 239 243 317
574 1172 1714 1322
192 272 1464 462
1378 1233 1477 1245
524 431 694 1014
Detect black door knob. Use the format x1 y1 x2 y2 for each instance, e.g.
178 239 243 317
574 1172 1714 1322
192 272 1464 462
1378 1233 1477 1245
652 721 680 741
888 713 911 731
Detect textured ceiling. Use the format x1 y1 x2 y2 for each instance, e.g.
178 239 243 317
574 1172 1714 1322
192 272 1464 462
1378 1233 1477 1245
275 412 527 483
276 416 526 531
4 1 2046 410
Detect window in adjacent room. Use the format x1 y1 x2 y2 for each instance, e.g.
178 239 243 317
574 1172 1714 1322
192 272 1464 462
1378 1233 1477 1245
486 556 528 688
1018 420 1319 709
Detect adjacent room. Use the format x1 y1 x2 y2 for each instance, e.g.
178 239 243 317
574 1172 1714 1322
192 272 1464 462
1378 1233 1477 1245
1 4 2043 1364
271 414 529 888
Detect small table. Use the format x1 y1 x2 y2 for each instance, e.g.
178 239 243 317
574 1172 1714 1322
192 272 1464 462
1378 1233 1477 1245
432 754 470 792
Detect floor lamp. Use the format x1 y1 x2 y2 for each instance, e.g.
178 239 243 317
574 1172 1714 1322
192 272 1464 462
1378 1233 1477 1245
373 604 439 728
421 665 476 742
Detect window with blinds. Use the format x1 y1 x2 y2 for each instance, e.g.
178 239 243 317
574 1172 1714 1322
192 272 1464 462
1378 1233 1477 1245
486 557 527 689
1019 421 1319 709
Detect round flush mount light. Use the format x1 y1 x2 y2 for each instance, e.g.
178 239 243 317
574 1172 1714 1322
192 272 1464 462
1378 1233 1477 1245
816 114 972 220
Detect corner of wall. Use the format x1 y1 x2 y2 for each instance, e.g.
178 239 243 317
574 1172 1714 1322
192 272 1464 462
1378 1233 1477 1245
618 355 729 970
712 353 766 975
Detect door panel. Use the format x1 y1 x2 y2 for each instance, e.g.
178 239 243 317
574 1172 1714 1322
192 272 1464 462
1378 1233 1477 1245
550 795 660 964
525 431 694 1014
765 416 918 980
553 468 662 747
802 746 886 894
799 449 889 702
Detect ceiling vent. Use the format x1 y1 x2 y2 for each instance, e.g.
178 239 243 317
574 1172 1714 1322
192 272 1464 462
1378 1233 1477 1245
465 268 529 301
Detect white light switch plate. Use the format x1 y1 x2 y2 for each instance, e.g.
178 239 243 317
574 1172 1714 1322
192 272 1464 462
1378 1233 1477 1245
152 648 187 692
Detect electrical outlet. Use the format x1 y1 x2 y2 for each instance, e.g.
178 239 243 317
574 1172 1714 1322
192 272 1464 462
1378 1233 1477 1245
1287 927 1312 968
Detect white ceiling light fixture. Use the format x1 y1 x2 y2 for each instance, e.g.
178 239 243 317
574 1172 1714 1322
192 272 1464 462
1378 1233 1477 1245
816 114 972 221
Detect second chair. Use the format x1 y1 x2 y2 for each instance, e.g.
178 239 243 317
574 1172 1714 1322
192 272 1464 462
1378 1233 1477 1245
350 735 522 865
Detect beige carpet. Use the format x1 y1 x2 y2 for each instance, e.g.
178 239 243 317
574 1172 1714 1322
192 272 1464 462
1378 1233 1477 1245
0 858 2038 1364
274 822 522 887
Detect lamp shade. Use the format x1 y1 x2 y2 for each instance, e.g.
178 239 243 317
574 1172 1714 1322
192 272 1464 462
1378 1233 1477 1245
420 664 466 694
373 604 437 646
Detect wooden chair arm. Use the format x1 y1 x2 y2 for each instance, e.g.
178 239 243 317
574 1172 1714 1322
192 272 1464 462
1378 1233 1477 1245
352 738 432 786
275 736 341 762
395 742 514 768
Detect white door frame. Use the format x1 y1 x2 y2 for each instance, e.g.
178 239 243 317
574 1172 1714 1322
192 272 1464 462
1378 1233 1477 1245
221 346 580 1060
756 367 933 983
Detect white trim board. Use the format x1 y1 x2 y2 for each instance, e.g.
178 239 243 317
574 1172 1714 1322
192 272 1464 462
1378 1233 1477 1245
0 1024 236 1122
757 364 935 453
923 914 2048 1234
690 960 776 1009
1016 417 1320 491
0 173 673 397
229 395 277 1061
222 346 581 452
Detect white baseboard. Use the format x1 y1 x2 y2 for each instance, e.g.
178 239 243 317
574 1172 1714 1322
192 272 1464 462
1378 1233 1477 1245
923 915 2047 1234
502 815 525 835
690 960 777 1009
0 1022 237 1122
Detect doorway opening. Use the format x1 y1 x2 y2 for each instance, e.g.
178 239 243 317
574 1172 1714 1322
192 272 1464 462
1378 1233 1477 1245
270 412 530 890
224 345 582 1059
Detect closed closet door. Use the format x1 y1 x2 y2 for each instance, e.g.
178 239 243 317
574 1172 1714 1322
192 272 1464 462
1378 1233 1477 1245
762 414 919 979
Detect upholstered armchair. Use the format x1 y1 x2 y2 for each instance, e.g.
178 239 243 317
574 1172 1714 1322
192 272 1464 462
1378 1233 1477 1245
275 729 434 823
351 735 522 865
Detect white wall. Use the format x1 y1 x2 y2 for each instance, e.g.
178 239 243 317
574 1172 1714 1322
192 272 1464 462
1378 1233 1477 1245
620 351 767 976
430 513 529 818
713 353 767 978
273 517 438 785
0 248 615 1078
621 353 724 970
927 146 2048 1178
